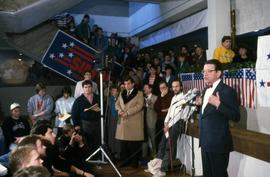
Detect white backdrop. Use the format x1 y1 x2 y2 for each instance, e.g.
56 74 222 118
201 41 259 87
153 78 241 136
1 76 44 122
235 0 270 35
139 9 207 49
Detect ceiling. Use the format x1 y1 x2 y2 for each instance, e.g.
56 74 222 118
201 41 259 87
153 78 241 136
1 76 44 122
0 0 204 51
122 0 180 2
67 0 186 17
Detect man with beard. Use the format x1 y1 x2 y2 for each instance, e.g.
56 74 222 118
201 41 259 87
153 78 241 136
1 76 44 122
152 79 185 177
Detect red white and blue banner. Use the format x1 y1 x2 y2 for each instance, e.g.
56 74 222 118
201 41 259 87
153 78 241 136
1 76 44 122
41 30 100 82
256 35 270 107
180 72 204 93
180 68 256 109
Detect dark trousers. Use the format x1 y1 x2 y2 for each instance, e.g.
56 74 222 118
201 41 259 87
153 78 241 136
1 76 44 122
81 120 101 153
155 118 164 152
119 140 141 167
201 150 230 177
157 120 184 172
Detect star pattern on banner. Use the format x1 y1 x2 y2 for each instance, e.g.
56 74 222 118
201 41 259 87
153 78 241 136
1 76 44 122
259 79 265 87
41 31 97 83
68 52 74 58
67 70 72 75
62 43 68 49
59 53 64 58
267 53 270 60
49 53 55 59
69 42 75 47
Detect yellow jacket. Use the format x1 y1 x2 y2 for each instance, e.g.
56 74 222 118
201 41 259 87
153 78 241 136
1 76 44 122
213 46 235 64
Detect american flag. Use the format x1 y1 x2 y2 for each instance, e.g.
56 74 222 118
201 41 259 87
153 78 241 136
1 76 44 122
181 73 195 93
180 68 256 109
42 30 100 82
193 72 204 92
243 69 256 108
180 72 204 93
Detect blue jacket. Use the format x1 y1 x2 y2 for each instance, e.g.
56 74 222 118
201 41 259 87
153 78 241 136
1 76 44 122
199 81 240 153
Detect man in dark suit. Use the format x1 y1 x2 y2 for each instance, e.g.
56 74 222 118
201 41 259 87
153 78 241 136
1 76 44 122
196 59 240 177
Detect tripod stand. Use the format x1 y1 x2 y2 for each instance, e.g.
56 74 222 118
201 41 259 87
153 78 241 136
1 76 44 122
190 119 195 177
185 105 197 177
85 71 122 177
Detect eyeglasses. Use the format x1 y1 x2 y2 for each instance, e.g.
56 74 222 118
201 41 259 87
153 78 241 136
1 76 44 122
159 86 167 89
201 69 216 74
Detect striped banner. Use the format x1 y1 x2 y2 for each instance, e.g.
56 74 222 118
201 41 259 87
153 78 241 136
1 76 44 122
41 30 100 82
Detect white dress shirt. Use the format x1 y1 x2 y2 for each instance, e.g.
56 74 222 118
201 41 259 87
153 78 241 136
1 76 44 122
145 93 152 107
201 79 221 114
164 92 184 126
54 96 75 127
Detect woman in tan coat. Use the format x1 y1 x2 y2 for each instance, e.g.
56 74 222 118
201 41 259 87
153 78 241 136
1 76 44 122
115 77 144 168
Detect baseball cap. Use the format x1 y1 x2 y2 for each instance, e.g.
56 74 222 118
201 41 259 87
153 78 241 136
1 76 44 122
10 103 21 111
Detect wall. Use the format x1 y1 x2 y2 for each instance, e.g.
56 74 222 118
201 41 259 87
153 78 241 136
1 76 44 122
67 0 129 17
139 9 207 48
129 3 161 35
66 0 206 37
235 0 270 35
233 0 270 135
72 14 129 37
67 0 130 36
243 106 270 135
129 0 206 36
129 2 146 16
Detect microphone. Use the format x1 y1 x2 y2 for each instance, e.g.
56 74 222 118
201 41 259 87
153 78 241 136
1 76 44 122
171 90 191 105
185 88 200 103
172 88 200 107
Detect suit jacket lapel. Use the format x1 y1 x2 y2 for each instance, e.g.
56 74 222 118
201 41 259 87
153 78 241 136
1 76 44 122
202 81 224 116
122 89 138 104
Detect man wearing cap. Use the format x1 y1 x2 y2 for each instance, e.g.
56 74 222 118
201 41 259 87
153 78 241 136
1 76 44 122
1 103 30 152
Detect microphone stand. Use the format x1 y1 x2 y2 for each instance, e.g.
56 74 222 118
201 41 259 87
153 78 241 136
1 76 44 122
85 70 122 177
186 102 197 177
191 123 195 177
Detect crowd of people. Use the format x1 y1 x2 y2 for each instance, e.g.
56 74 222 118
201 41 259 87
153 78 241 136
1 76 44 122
0 12 254 177
20 13 255 87
0 81 98 177
0 60 241 177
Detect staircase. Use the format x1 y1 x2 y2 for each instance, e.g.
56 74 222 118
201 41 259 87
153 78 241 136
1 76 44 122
6 22 58 62
0 0 83 61
0 0 83 33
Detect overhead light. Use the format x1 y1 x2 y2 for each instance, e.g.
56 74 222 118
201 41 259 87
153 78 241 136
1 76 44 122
18 58 22 61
